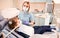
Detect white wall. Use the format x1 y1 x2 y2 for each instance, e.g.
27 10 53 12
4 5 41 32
54 0 60 3
0 0 15 10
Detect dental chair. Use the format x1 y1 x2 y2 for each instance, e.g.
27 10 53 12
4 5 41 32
0 8 24 38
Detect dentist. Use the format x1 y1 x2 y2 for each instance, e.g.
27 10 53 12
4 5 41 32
16 1 35 38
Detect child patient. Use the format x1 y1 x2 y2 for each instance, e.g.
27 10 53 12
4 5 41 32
0 16 20 38
8 16 19 30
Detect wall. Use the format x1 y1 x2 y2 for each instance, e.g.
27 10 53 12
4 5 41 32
30 2 46 12
0 0 47 11
52 4 60 28
15 0 46 12
54 4 60 18
0 0 15 10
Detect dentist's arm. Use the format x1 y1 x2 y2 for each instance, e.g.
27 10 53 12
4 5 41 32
29 13 35 26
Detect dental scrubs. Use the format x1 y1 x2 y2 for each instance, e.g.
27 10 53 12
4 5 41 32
18 11 34 25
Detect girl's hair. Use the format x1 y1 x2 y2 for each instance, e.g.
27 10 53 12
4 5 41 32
8 17 18 30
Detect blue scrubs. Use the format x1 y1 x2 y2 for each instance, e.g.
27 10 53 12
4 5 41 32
18 11 34 25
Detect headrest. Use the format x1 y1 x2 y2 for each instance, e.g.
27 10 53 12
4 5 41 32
1 8 20 19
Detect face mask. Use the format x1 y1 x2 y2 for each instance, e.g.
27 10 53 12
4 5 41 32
23 6 28 12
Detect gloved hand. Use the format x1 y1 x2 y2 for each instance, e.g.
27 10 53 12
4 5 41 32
22 20 29 25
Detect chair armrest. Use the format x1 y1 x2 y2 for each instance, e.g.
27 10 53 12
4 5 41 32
12 31 24 38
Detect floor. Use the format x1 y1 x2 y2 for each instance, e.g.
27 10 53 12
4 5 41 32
30 32 60 38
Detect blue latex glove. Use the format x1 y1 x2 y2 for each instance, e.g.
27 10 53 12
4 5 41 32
22 20 29 25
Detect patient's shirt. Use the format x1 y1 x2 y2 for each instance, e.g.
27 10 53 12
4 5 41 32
2 26 16 38
0 15 8 32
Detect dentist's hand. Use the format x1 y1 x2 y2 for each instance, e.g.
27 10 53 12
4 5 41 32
29 21 35 27
29 23 34 26
22 21 29 25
